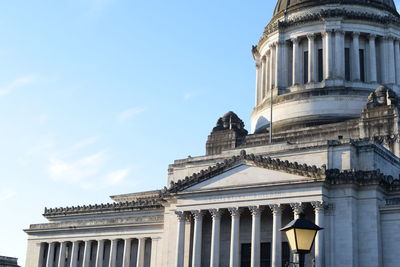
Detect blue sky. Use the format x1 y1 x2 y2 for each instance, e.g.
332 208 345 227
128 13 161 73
0 0 275 264
3 0 399 265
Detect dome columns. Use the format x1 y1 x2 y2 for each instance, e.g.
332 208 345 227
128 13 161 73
291 37 302 85
334 30 345 80
368 34 378 83
323 30 334 80
351 32 361 82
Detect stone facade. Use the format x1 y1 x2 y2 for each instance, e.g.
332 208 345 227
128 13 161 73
25 1 400 267
0 256 20 267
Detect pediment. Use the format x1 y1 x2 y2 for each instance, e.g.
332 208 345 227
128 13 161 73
166 153 326 194
186 163 311 191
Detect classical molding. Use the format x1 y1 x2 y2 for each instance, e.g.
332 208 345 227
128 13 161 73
248 206 263 216
44 197 163 218
228 207 242 217
259 9 400 45
191 210 205 220
165 151 326 194
290 203 305 215
269 204 283 215
209 208 222 219
175 211 186 222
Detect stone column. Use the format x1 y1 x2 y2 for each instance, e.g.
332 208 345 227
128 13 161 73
150 238 160 267
261 56 267 100
307 34 318 83
255 61 261 105
292 37 301 85
335 30 345 79
269 45 275 89
83 241 92 267
312 202 326 267
96 240 105 267
137 238 146 267
387 36 396 84
282 40 290 87
229 207 241 267
175 211 186 267
351 32 361 81
191 210 204 267
109 240 118 267
395 39 400 85
290 203 304 219
275 41 287 88
269 205 282 267
209 209 222 267
70 241 79 267
323 30 334 80
58 242 67 267
249 206 262 267
307 34 316 83
46 242 56 267
368 34 377 83
268 48 275 90
122 239 132 267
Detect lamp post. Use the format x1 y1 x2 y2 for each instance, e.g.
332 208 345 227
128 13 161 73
280 213 323 267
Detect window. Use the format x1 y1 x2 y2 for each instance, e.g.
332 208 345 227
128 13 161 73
345 48 350 81
304 51 309 83
360 49 365 82
318 49 323 82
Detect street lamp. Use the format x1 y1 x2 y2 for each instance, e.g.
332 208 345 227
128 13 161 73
280 213 323 267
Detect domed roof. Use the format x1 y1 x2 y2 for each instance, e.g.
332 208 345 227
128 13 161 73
273 0 398 17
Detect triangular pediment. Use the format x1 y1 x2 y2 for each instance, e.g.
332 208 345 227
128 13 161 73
166 152 326 194
187 163 313 191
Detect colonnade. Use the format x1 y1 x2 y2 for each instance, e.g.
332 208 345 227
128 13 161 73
175 201 326 267
255 30 400 105
38 237 158 267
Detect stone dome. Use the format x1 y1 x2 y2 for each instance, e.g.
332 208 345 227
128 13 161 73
273 0 399 17
251 0 400 133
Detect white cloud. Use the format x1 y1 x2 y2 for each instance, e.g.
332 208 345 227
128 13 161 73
48 152 107 183
0 75 37 96
0 189 17 202
117 107 146 121
105 168 130 185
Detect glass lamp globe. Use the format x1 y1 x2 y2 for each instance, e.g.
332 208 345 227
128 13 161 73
280 213 323 254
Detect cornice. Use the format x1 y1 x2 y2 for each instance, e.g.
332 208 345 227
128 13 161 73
43 197 163 218
259 9 400 47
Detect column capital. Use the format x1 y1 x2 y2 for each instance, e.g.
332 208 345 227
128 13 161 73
248 206 263 216
384 34 395 41
268 42 276 49
269 204 283 215
311 201 327 213
228 207 242 217
191 210 205 220
322 30 333 37
290 202 305 215
175 210 186 221
291 37 300 44
334 29 345 35
368 33 377 40
209 208 222 219
307 33 315 40
352 31 360 38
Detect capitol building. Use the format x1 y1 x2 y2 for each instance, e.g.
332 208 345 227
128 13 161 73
25 0 400 267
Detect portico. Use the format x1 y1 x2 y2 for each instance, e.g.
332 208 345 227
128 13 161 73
174 201 326 267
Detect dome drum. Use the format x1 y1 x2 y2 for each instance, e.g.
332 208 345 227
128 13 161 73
251 2 400 133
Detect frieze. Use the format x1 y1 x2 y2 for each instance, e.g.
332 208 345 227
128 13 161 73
29 215 164 230
259 9 400 45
